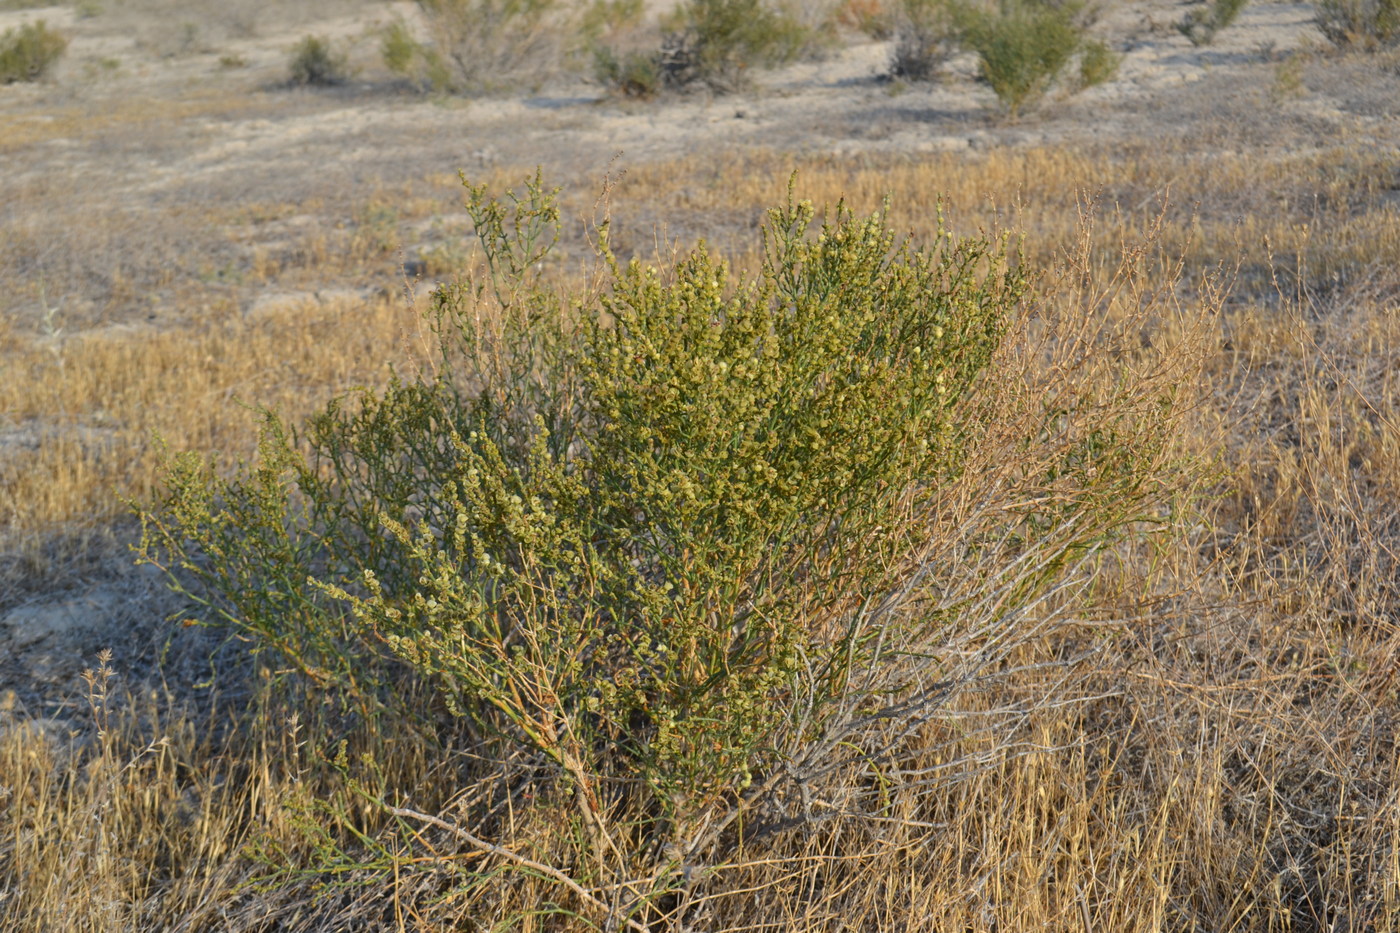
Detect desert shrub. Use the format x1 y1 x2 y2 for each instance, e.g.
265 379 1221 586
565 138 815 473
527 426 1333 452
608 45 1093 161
287 35 348 87
1271 48 1308 99
839 0 896 38
585 0 661 96
890 0 957 80
385 0 567 95
1315 0 1400 48
1077 37 1120 87
593 44 663 96
380 19 417 78
592 0 815 95
955 0 1086 118
656 0 810 91
381 20 450 93
141 175 1202 929
0 20 68 84
1177 0 1249 47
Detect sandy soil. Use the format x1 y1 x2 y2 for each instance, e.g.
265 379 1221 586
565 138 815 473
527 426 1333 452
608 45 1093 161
1 0 1397 713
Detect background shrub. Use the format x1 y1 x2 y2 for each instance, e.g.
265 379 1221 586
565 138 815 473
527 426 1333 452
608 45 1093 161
890 0 958 81
1077 37 1120 88
1177 0 1249 47
592 0 826 95
955 0 1086 118
1315 0 1400 48
585 0 660 96
656 0 810 91
141 175 1202 929
381 19 453 92
0 20 68 84
593 44 663 96
839 0 896 38
385 0 568 95
287 35 348 87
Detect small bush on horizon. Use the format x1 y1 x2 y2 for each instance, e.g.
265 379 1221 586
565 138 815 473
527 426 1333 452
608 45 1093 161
593 0 814 95
839 0 895 37
1177 0 1249 47
1077 37 1120 88
657 0 811 92
0 20 68 84
1315 0 1400 48
890 0 958 81
584 0 661 96
381 19 451 92
287 35 348 87
1270 48 1308 99
954 0 1086 118
384 0 567 95
592 43 663 96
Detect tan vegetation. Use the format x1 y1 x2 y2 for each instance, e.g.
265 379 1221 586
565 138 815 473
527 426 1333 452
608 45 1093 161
3 1 1400 930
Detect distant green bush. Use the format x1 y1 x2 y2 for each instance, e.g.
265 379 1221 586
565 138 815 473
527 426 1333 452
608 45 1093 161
1315 0 1400 48
287 35 348 87
839 0 896 38
0 20 68 84
1077 37 1120 88
955 0 1085 118
890 0 958 81
381 19 451 92
593 44 663 96
1177 0 1249 47
385 0 566 95
655 0 811 92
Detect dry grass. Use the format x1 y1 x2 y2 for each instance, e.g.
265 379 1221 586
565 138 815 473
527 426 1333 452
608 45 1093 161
3 129 1400 930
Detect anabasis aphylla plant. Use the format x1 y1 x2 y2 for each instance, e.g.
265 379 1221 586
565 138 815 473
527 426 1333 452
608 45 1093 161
141 172 1202 929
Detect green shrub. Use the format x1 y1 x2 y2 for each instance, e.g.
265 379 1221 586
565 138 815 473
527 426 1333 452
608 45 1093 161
380 20 417 77
386 0 567 95
581 0 657 95
656 0 810 91
839 0 897 39
1177 0 1249 47
592 0 815 95
890 0 958 81
0 20 68 84
1077 37 1120 88
381 20 450 93
955 0 1085 118
1315 0 1400 48
593 44 663 96
287 35 348 87
142 175 1197 926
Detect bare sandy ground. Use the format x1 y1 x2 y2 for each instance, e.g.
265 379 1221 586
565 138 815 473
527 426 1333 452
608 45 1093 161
0 0 1370 186
1 0 1398 710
